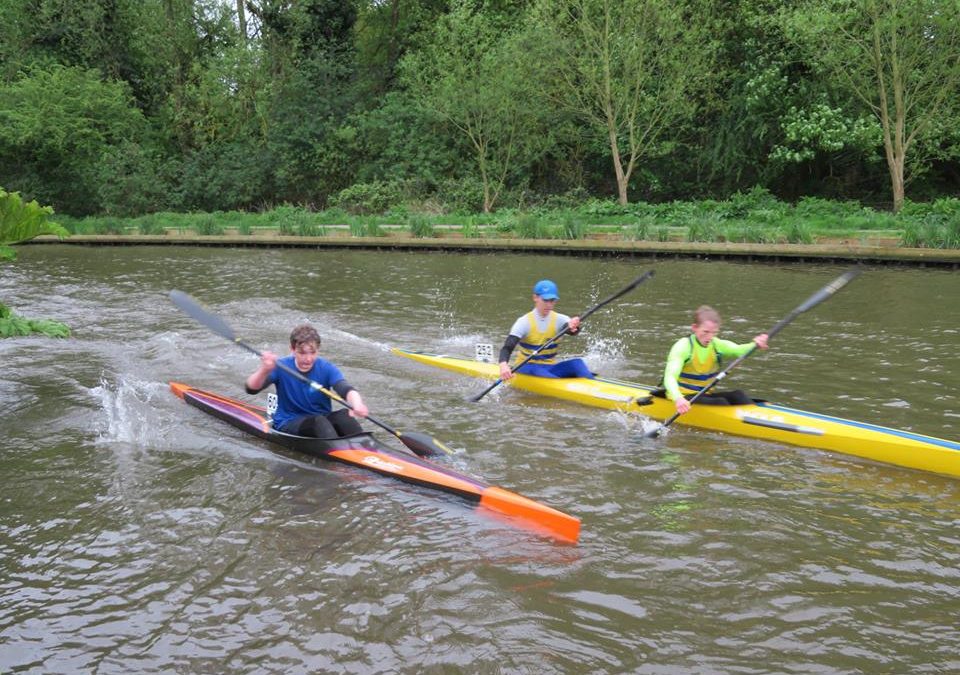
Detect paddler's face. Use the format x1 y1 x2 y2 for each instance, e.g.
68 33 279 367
692 320 719 347
291 341 319 372
533 294 557 316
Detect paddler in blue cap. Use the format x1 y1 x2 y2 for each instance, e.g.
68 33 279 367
497 279 594 381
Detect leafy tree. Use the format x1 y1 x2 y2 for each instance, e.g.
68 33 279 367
782 0 960 212
402 1 557 212
0 189 70 338
0 65 148 215
345 91 461 188
354 0 448 96
533 0 717 205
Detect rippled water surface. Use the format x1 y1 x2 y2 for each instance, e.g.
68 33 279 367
2 245 959 673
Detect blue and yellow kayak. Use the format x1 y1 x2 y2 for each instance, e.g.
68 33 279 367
391 348 960 480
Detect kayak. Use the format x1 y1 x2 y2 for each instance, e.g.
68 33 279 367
390 348 960 480
169 382 580 542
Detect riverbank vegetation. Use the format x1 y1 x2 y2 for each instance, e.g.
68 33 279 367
58 190 960 249
1 1 959 224
0 189 71 337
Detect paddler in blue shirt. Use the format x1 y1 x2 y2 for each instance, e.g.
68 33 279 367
245 324 369 437
498 279 594 380
662 305 769 414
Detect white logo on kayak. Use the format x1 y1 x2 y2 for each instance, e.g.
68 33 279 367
362 455 405 473
736 409 786 424
564 382 634 403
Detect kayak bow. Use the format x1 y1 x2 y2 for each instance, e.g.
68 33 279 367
390 348 960 480
170 382 580 542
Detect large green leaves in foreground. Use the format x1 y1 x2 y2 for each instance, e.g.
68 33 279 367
0 188 70 338
0 188 70 258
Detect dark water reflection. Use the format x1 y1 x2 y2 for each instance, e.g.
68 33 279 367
1 245 958 673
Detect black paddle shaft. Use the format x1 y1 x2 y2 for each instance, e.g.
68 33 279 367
646 268 862 437
469 270 655 402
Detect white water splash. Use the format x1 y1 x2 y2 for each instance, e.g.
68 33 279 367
88 376 167 445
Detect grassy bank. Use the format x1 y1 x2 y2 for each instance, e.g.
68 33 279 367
56 191 960 249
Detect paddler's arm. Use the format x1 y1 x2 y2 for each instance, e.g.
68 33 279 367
333 379 368 418
498 335 521 380
714 334 769 357
663 338 692 414
245 350 277 394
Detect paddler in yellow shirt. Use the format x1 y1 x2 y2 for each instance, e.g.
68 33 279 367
662 305 769 414
498 279 594 380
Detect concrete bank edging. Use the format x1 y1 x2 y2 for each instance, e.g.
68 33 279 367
21 234 960 267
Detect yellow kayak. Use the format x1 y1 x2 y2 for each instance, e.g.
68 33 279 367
391 348 960 480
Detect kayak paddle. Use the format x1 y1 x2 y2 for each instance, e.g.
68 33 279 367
643 267 862 438
169 290 453 457
469 270 655 402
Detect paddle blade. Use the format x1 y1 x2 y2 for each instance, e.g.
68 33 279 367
640 418 670 439
399 431 455 457
468 379 502 403
793 268 862 315
169 290 238 342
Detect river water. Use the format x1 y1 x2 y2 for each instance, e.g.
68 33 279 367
1 244 958 673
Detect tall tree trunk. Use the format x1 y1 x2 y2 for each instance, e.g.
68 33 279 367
890 156 905 213
236 0 247 41
608 124 628 205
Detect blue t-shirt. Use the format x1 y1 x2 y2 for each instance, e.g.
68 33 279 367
267 355 345 429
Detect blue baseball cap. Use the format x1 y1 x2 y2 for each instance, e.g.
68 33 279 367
533 279 559 300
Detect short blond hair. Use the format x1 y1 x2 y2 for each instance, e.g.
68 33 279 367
693 305 721 325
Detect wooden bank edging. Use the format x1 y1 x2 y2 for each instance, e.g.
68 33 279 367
22 234 960 267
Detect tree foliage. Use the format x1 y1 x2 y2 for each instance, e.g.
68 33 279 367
402 1 558 212
0 65 147 214
781 0 960 211
0 0 957 215
533 0 717 204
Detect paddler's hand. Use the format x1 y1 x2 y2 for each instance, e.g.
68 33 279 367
499 361 514 381
753 333 769 350
260 351 277 370
346 391 368 418
567 316 581 334
246 351 277 391
675 396 691 415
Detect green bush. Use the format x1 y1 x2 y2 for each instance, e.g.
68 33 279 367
558 215 588 240
272 205 326 236
785 220 814 244
794 196 865 218
408 216 435 238
92 218 127 235
901 214 960 248
461 217 483 238
331 181 405 215
686 216 723 242
722 221 781 243
136 215 167 235
435 177 484 214
349 221 386 237
514 214 551 239
194 215 225 235
720 186 787 220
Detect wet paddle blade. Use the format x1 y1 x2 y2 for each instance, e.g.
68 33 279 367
399 431 455 457
169 290 239 343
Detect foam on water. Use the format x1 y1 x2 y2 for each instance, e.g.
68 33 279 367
88 376 169 445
